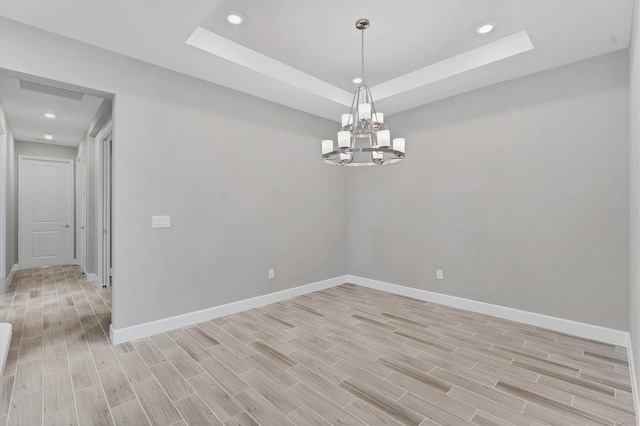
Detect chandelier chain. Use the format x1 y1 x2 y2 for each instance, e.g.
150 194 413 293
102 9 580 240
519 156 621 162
361 29 365 82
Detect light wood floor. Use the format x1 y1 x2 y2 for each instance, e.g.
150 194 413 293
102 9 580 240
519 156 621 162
0 265 637 425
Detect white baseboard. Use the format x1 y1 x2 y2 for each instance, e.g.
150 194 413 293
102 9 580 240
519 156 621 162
0 322 12 379
2 264 19 293
625 336 640 424
110 275 348 344
347 275 629 347
109 272 634 378
87 273 98 283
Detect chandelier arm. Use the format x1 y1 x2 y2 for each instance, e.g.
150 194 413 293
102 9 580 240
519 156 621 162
368 96 375 146
356 84 362 125
367 85 378 123
345 82 359 131
349 88 358 118
350 130 356 152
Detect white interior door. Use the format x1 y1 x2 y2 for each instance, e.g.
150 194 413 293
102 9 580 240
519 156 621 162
19 156 74 269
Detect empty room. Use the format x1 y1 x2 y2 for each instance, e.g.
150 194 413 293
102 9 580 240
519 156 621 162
0 0 639 425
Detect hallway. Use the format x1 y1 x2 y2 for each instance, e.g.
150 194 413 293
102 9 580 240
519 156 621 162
1 265 111 425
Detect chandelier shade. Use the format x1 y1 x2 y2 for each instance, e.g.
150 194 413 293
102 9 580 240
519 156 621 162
322 19 405 166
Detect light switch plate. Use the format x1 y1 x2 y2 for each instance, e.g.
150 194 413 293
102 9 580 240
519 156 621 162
152 215 171 228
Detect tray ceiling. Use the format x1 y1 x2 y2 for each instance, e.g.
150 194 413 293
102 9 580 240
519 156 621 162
0 0 633 122
200 0 526 91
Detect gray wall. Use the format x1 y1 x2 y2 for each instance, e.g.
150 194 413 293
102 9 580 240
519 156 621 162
349 50 630 330
15 140 77 160
629 0 640 397
0 101 8 287
7 119 15 282
0 102 17 283
0 18 347 329
76 132 98 275
0 17 631 339
82 102 114 277
0 101 17 289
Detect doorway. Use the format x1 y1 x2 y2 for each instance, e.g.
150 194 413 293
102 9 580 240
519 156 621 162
0 71 113 286
18 155 74 269
1 71 115 344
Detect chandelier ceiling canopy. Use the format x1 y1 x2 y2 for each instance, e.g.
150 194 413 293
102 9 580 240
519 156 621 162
322 19 406 166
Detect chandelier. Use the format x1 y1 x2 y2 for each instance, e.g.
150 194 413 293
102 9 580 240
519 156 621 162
322 18 405 166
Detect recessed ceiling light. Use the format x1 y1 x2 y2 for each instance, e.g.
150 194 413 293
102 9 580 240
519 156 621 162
44 113 56 119
352 77 363 84
227 13 244 25
476 23 494 34
43 133 53 140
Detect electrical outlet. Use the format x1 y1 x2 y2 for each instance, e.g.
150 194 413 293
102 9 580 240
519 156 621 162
436 269 444 280
268 268 275 279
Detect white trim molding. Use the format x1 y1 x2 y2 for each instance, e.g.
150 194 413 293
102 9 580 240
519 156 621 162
625 337 640 423
86 273 98 283
110 275 348 344
347 275 630 347
109 271 638 412
95 120 112 290
1 264 19 293
0 322 12 378
0 121 6 296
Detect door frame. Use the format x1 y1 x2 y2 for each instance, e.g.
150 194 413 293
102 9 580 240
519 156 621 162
75 153 87 274
96 121 112 287
18 155 75 269
0 121 6 291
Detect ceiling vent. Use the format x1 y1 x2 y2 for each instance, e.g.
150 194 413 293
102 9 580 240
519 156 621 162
36 137 58 143
19 80 84 101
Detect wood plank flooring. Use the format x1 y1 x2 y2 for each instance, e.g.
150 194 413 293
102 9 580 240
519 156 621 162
0 265 636 425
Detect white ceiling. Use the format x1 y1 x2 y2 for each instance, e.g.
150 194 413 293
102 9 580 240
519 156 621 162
0 0 633 122
201 0 526 91
0 74 104 147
